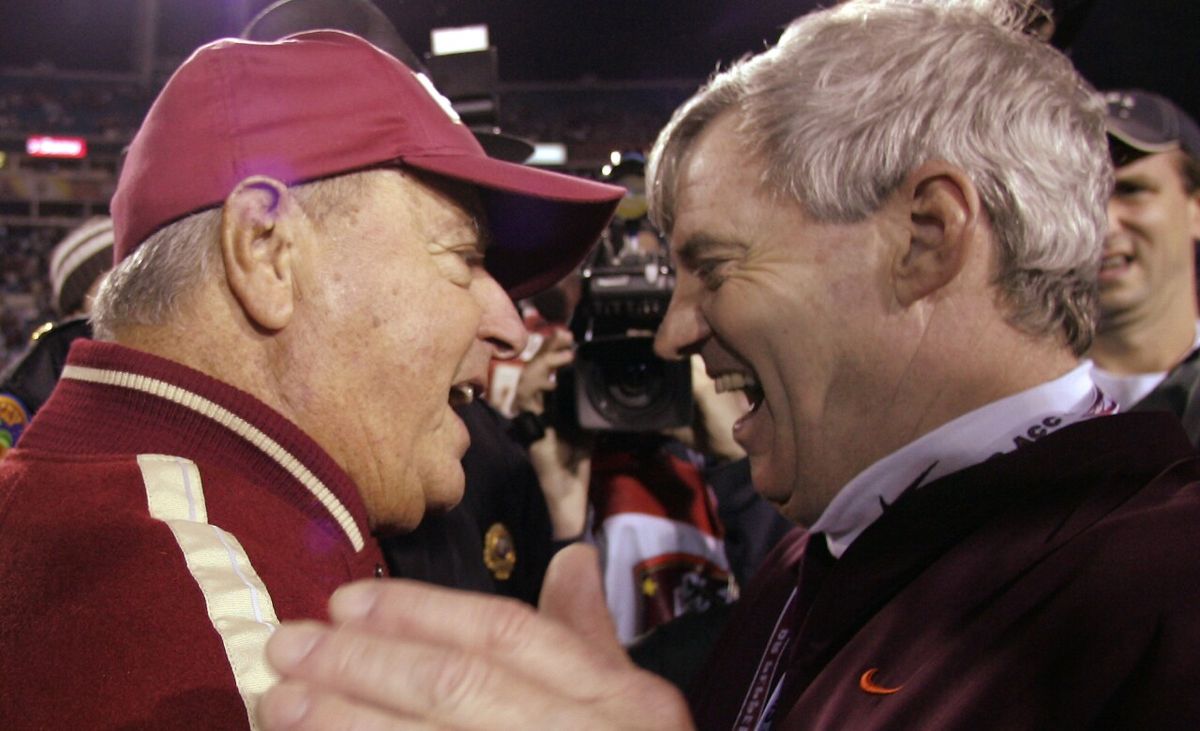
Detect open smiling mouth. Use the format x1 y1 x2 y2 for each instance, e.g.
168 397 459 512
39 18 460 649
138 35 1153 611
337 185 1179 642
1100 253 1133 272
713 370 765 412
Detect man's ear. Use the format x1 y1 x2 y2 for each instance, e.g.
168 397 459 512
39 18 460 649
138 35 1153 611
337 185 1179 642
221 176 299 331
1187 187 1200 244
893 162 982 306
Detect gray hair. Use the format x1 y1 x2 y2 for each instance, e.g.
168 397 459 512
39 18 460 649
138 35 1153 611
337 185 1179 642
90 208 222 341
648 0 1111 355
91 171 373 341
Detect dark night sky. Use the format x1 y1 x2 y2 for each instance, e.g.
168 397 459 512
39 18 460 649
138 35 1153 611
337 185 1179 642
0 1 813 82
0 0 1195 119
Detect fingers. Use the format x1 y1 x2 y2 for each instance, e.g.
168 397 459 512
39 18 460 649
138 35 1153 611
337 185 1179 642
259 679 432 731
537 545 625 669
260 604 694 730
527 429 591 538
317 580 618 695
689 354 748 460
525 344 574 383
261 574 696 731
541 327 574 352
263 622 566 730
536 347 575 373
514 329 573 412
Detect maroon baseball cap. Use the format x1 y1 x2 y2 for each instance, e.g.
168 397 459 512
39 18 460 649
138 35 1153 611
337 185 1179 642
111 30 624 300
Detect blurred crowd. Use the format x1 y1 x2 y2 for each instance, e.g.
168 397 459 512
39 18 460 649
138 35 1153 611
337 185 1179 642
0 77 149 140
0 226 59 366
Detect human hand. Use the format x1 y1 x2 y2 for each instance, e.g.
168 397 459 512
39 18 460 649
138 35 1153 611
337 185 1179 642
689 354 747 462
257 544 694 730
528 426 592 539
513 327 574 416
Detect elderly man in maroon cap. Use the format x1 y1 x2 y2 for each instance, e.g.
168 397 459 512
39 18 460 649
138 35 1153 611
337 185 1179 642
0 31 620 729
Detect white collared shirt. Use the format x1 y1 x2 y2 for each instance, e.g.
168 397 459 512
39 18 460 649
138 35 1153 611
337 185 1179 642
810 363 1116 558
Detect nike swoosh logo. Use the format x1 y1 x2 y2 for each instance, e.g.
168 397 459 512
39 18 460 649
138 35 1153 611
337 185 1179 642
859 668 903 695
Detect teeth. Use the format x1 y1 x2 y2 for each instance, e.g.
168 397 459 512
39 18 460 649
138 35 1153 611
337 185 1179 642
449 383 476 406
714 372 758 395
1100 254 1131 271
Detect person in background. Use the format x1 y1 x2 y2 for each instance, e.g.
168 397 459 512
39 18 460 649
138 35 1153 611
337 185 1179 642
0 31 621 729
256 2 1200 729
1088 90 1200 439
0 216 112 457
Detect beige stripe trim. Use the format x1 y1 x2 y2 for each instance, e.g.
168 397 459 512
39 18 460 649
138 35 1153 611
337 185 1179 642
63 364 364 551
138 454 280 731
49 217 113 282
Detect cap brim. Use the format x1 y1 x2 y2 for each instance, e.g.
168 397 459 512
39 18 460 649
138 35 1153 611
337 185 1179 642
473 130 535 163
405 153 624 300
1106 118 1182 155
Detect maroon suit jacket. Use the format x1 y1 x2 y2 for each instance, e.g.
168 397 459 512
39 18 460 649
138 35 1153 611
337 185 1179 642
689 412 1200 730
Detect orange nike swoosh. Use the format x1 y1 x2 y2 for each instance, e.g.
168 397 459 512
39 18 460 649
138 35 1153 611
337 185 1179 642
859 668 903 695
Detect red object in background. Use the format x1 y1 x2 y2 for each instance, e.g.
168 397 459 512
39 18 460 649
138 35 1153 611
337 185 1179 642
26 135 87 158
487 306 566 416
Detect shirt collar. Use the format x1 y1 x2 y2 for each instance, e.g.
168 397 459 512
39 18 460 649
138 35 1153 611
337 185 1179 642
45 339 370 552
810 362 1116 558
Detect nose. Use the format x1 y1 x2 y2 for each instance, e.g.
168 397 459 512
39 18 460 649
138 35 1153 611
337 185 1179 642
473 273 527 360
654 277 710 360
1105 199 1125 240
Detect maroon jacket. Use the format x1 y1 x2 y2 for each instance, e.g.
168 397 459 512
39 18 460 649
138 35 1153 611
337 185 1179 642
689 412 1200 730
0 341 384 729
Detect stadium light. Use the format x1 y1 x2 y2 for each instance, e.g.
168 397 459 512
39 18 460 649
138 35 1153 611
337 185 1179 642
26 135 87 159
430 25 490 56
528 143 568 167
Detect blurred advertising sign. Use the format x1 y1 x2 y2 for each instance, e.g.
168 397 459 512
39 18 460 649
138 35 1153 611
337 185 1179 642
26 136 87 159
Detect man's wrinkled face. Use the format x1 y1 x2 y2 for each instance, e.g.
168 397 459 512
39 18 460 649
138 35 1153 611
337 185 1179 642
290 169 524 534
653 113 895 525
1099 151 1200 326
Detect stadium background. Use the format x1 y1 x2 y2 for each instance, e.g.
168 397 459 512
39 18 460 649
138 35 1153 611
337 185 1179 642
0 0 1194 367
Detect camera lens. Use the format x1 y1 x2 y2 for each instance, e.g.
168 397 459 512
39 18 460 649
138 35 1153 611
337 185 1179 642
583 338 667 422
607 356 665 409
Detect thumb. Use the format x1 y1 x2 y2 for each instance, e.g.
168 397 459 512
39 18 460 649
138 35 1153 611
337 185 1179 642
538 543 627 668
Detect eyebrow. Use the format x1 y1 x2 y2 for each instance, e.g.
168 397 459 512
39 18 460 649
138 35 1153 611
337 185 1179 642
471 216 493 253
441 214 491 252
1112 172 1158 190
428 221 491 259
674 233 748 270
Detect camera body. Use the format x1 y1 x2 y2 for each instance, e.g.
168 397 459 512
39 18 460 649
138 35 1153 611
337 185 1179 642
561 251 693 432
